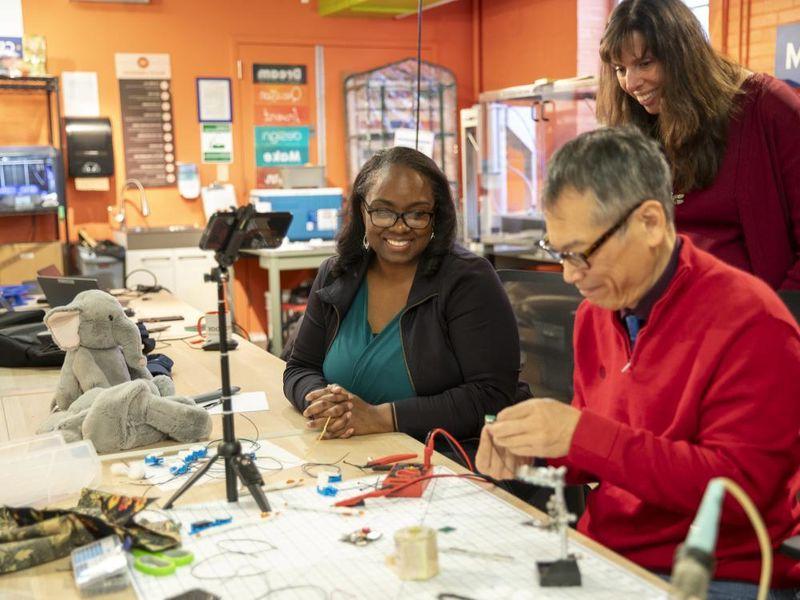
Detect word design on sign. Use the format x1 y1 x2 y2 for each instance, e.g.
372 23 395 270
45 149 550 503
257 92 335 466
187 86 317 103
255 126 310 166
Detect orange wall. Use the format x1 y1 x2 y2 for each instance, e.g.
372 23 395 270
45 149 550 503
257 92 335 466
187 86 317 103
1 0 476 333
1 0 587 334
1 0 475 244
479 0 579 92
711 0 800 73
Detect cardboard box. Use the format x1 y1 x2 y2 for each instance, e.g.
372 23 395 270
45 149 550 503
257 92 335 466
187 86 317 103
0 243 64 285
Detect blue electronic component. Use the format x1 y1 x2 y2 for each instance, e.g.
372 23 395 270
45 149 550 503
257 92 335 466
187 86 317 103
169 463 189 476
189 517 232 535
189 446 208 461
144 454 164 466
316 485 339 497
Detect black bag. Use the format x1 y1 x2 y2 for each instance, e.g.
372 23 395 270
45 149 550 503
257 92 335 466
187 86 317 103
0 322 65 367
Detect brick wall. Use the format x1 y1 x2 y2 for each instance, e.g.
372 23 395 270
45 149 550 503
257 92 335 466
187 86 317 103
577 0 616 76
711 0 800 73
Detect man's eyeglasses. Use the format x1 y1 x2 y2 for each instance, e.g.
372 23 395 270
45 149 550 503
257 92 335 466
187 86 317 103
538 200 645 270
364 203 434 230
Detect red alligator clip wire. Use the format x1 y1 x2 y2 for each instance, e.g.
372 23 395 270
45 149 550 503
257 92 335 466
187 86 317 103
364 453 418 469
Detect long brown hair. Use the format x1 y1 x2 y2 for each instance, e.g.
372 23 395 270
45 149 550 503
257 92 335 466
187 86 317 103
597 0 744 193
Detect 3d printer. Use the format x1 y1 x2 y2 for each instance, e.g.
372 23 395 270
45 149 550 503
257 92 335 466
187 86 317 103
0 146 65 213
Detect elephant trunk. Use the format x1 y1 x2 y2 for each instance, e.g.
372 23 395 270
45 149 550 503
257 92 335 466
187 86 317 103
114 315 149 377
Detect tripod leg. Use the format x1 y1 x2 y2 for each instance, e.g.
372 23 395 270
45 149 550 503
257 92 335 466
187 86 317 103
163 454 220 510
234 455 271 513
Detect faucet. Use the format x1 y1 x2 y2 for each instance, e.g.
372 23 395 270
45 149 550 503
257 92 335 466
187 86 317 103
111 178 150 226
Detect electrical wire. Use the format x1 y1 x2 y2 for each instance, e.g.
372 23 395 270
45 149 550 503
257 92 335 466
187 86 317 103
334 472 492 508
124 268 159 290
254 585 327 599
716 477 772 600
424 428 473 471
301 452 350 478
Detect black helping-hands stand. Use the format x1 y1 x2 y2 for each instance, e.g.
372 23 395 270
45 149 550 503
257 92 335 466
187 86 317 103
163 205 292 512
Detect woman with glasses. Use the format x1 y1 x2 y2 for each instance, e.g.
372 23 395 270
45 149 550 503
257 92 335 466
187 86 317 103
283 146 522 442
597 0 800 289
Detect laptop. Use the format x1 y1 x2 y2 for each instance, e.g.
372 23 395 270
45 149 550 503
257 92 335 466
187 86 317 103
37 276 100 308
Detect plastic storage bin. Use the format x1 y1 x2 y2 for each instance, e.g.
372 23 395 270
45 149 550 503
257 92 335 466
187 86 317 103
250 188 342 242
0 432 101 507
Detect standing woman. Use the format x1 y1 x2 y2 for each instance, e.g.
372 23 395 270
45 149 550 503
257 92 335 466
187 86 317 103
283 146 521 441
597 0 800 289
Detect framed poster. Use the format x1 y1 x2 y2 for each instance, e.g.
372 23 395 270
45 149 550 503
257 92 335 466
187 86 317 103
196 77 233 122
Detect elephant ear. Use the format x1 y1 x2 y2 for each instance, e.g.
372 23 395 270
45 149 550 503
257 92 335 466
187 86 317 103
45 309 81 350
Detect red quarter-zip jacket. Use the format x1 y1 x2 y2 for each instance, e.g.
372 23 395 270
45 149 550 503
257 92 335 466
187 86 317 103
563 236 800 586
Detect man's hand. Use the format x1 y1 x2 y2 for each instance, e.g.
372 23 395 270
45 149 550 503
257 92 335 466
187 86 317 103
475 425 529 480
489 398 581 458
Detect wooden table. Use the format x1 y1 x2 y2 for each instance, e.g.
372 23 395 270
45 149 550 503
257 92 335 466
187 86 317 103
0 431 672 599
0 292 673 599
0 290 307 443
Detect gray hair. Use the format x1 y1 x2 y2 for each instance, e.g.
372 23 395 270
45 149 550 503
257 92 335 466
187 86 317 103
543 126 674 225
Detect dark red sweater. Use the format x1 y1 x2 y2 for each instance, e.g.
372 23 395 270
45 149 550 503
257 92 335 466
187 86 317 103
563 236 800 586
676 74 800 290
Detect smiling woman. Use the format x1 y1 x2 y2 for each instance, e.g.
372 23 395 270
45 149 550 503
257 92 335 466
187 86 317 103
283 147 524 444
597 0 800 290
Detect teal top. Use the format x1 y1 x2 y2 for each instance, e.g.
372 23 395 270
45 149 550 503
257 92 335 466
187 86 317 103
322 280 414 405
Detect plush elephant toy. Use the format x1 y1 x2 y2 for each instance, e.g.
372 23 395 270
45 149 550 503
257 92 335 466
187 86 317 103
37 290 211 453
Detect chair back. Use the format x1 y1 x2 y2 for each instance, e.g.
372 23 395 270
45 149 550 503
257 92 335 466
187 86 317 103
778 290 800 326
498 269 582 403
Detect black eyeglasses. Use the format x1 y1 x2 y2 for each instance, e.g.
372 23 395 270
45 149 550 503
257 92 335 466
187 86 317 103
364 203 434 230
538 200 645 269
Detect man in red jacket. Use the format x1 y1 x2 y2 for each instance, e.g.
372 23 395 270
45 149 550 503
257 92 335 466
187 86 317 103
477 126 800 598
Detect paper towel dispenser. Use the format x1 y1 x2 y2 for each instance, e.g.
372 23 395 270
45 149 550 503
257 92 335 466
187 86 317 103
64 117 114 177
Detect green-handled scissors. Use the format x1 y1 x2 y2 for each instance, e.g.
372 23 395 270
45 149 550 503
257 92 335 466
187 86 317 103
132 547 194 576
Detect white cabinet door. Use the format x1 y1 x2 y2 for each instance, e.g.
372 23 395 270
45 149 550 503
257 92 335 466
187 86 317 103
174 248 217 312
126 250 176 294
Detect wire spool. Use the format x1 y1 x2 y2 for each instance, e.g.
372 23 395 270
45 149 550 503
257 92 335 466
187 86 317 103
389 525 439 580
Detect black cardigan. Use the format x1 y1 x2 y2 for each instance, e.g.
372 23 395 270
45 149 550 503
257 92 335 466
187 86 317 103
282 245 522 440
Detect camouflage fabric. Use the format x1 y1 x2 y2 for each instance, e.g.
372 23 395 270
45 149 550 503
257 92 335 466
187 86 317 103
0 488 181 574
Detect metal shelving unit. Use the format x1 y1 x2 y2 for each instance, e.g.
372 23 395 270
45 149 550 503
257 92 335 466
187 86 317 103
0 75 67 241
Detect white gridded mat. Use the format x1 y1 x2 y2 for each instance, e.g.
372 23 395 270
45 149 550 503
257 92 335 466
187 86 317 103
131 467 668 600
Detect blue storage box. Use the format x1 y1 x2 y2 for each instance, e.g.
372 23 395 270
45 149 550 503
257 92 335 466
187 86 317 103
0 284 34 306
249 188 342 242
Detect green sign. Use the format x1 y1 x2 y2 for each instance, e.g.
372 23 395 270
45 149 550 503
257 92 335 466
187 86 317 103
201 123 232 163
255 126 309 166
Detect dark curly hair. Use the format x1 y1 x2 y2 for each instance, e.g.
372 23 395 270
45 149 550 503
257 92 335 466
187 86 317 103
332 146 456 279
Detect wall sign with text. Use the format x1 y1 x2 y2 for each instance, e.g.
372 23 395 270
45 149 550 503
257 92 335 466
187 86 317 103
253 63 307 84
116 53 175 187
776 22 800 88
254 126 310 166
252 61 312 187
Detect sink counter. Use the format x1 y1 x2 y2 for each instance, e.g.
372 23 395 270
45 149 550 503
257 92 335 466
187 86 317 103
113 226 204 250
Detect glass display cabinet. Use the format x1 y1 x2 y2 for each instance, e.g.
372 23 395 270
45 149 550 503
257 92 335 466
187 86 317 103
464 76 598 247
344 58 458 193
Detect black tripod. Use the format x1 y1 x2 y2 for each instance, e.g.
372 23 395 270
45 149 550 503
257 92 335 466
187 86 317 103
163 206 283 512
164 265 270 512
